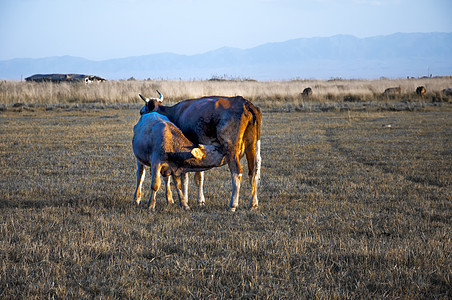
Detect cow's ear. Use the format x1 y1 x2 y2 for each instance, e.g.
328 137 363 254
139 94 149 103
191 148 205 159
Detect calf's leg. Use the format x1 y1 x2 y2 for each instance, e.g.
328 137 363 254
164 176 173 204
172 175 190 210
147 163 162 211
133 162 146 205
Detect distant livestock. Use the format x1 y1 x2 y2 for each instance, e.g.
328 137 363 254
382 87 401 96
442 88 452 96
132 112 225 211
416 86 426 97
25 74 106 84
302 87 312 97
138 91 261 211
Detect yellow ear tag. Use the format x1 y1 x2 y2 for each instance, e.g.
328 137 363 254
191 148 205 159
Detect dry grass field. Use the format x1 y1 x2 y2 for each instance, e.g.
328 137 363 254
1 77 451 107
0 79 451 298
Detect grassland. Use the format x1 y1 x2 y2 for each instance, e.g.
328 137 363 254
0 84 450 298
1 77 451 108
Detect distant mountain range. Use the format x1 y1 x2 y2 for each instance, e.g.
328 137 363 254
1 33 451 80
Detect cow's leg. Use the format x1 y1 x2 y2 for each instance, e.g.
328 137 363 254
219 128 245 211
183 172 189 204
133 161 146 205
245 139 261 209
147 163 162 211
226 152 243 212
229 171 242 212
173 175 190 210
164 176 174 204
194 171 205 206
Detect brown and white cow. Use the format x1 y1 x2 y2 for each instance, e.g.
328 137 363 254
416 86 426 97
132 112 225 211
138 91 262 211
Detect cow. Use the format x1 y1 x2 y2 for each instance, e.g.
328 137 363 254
442 88 452 96
138 91 262 212
382 87 401 96
302 87 312 97
416 86 426 97
382 87 402 99
132 112 225 211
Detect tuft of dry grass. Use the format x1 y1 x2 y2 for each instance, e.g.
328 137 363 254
0 104 450 298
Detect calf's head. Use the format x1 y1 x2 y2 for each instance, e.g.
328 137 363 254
139 90 163 115
191 147 206 160
188 144 224 167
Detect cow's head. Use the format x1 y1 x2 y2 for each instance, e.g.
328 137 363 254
139 90 163 115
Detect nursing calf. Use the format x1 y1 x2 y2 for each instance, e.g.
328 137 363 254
132 112 224 211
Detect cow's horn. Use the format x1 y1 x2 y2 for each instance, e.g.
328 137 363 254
139 94 149 103
139 91 163 103
155 90 163 102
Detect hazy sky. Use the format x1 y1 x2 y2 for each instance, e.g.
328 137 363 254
1 0 451 61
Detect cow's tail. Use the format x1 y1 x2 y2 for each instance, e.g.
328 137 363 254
246 101 262 185
254 106 262 185
244 100 262 208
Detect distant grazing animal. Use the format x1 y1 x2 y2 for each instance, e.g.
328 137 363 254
382 87 401 96
132 112 225 211
442 88 452 96
416 86 426 97
302 87 312 97
139 91 261 211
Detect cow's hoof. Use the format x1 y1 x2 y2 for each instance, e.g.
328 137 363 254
183 206 191 211
249 205 258 210
228 206 237 212
166 196 174 205
198 202 205 207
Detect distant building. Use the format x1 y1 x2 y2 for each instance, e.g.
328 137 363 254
25 74 107 83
